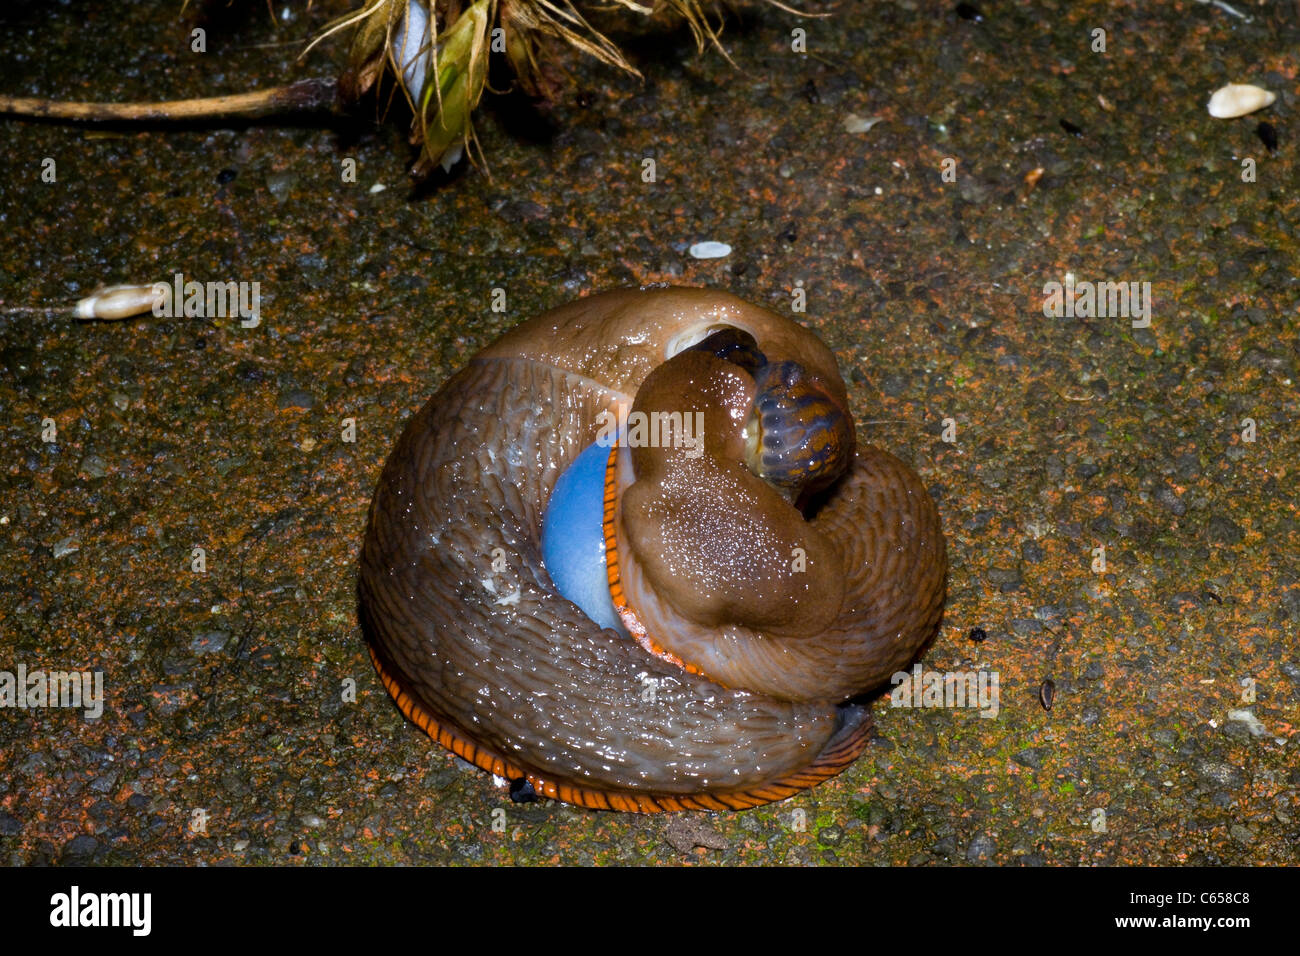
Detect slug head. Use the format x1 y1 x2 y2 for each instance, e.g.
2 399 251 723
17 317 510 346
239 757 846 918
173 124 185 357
681 328 856 503
618 331 852 642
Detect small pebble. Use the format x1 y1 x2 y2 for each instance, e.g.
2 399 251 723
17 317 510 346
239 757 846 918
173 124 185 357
1207 83 1275 119
215 456 247 477
1013 748 1047 769
1207 515 1243 545
1230 824 1256 846
265 170 298 203
965 833 995 862
1198 761 1242 788
277 389 315 411
190 630 230 655
664 816 728 853
63 835 99 859
78 455 108 479
1154 484 1186 516
688 241 731 260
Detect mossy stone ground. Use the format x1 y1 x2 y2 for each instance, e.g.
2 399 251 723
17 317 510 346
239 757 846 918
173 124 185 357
0 0 1296 864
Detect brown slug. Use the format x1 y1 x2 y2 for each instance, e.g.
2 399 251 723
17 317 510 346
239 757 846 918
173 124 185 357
358 287 946 811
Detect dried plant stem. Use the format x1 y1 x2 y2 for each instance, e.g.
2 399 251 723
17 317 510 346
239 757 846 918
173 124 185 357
0 77 339 123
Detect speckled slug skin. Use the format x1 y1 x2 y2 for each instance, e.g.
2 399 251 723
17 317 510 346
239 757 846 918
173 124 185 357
358 287 946 811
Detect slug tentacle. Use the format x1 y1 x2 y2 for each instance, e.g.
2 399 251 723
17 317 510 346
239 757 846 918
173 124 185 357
359 287 947 811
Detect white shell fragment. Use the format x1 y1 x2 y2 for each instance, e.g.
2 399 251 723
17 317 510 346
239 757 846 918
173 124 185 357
843 113 884 134
688 241 731 260
74 283 162 320
1226 709 1267 736
1207 83 1275 119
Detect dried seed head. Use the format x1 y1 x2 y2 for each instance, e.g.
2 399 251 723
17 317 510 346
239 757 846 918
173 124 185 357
323 0 770 178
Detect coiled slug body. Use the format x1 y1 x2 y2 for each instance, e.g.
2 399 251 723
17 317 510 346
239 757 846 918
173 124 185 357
359 287 946 811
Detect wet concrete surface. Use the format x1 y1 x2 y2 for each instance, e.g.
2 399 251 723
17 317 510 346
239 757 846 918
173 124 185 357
0 0 1297 864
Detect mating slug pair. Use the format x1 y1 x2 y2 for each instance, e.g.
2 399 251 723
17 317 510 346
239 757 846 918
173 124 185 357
358 287 946 811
